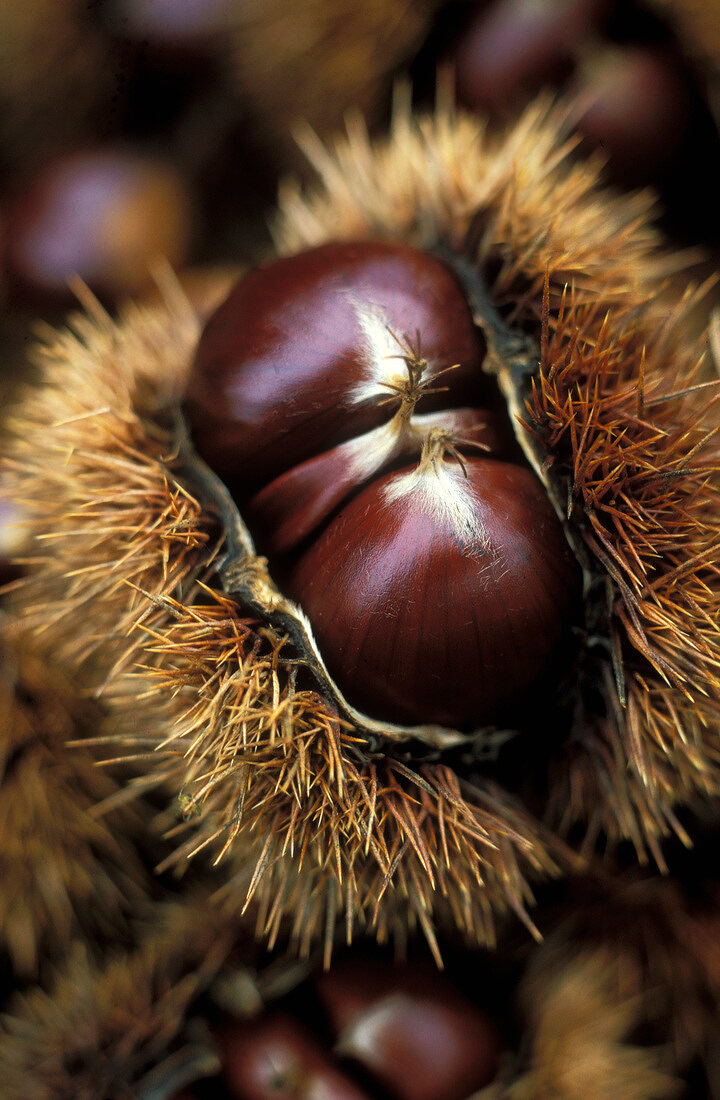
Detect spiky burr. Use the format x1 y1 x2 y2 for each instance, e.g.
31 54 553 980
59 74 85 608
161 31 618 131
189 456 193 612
4 98 719 973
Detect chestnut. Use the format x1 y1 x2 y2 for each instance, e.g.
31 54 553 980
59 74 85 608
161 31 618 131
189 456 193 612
219 1015 369 1100
5 149 193 300
287 440 578 727
100 0 232 43
248 407 510 556
185 241 581 730
571 44 690 183
184 240 485 487
10 89 717 974
453 0 612 111
317 958 500 1100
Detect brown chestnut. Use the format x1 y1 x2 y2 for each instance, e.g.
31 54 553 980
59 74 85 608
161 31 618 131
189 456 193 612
101 0 231 43
185 241 580 730
572 44 690 183
318 958 500 1100
185 240 485 487
248 408 507 556
453 0 611 111
6 149 193 300
287 439 578 727
219 1015 370 1100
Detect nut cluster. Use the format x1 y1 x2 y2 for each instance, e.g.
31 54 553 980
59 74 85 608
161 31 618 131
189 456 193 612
185 239 580 728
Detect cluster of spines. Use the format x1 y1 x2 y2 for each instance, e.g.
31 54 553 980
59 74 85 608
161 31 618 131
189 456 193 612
0 894 238 1100
276 93 719 862
3 289 208 676
0 624 156 978
127 591 564 965
499 946 679 1099
1 291 561 959
527 283 720 857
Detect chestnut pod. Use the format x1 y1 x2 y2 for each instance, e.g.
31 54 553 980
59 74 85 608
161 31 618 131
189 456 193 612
287 450 579 728
7 81 720 990
184 240 485 487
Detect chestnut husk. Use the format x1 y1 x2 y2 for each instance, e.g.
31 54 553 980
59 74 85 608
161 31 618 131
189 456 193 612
0 890 238 1100
0 619 159 979
4 98 719 963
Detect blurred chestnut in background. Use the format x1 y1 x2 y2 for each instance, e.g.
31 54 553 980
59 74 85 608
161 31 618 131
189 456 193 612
447 0 720 244
571 43 690 183
220 1015 369 1100
452 0 691 184
318 958 501 1100
453 0 613 111
5 148 194 300
99 0 233 44
204 956 501 1099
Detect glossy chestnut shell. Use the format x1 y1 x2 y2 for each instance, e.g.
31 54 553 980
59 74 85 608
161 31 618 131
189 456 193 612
185 239 485 486
184 240 581 730
288 455 578 726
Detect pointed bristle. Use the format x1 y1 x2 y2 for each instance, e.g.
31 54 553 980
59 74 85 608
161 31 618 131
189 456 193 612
274 96 663 306
531 283 720 854
123 591 566 959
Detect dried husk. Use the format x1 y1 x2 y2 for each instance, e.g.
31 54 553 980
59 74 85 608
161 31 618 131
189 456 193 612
0 0 109 179
0 619 157 978
4 98 719 963
649 0 720 74
541 861 720 1082
274 93 720 855
0 865 695 1100
227 0 440 164
484 947 681 1100
0 893 239 1100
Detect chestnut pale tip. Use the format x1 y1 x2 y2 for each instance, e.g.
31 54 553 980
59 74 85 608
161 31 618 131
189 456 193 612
248 409 500 557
